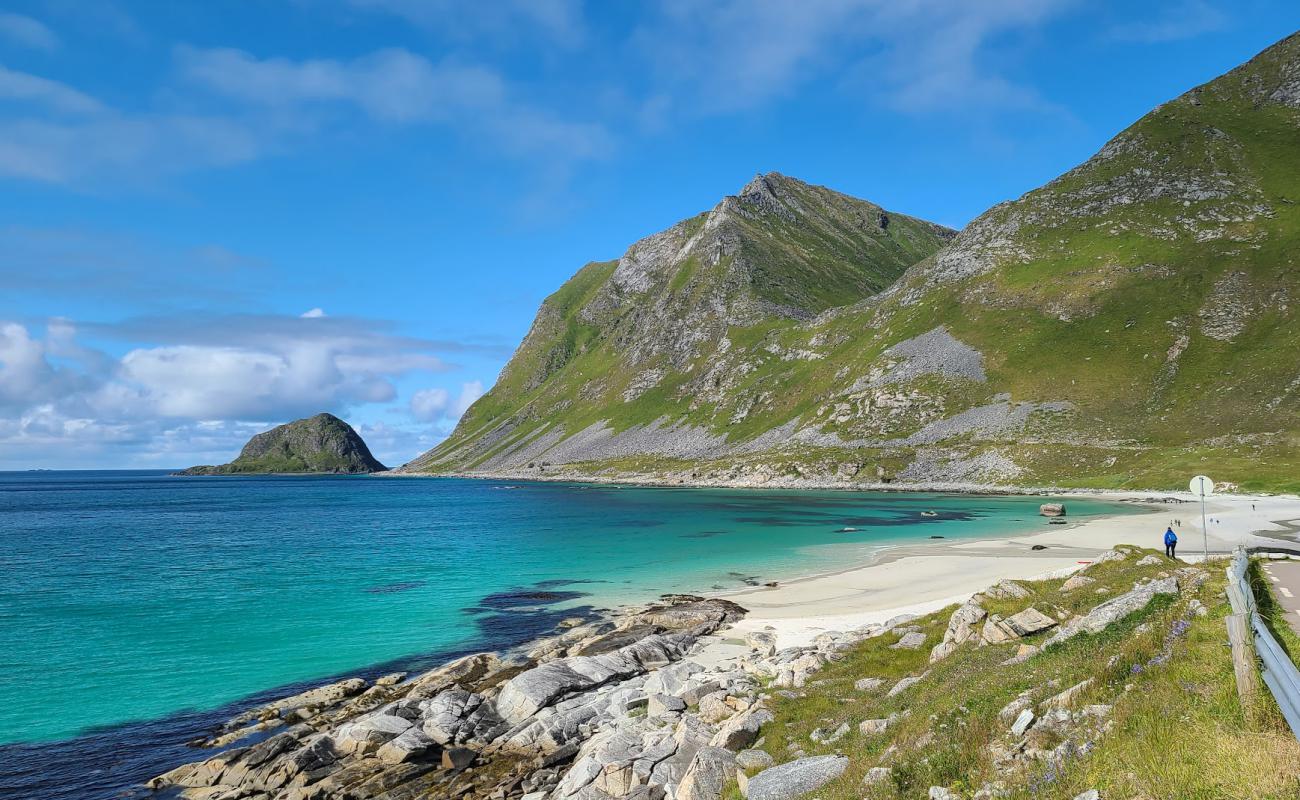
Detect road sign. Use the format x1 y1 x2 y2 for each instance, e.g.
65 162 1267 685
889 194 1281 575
1189 474 1213 561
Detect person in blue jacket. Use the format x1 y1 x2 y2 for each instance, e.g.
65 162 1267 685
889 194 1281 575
1164 526 1178 559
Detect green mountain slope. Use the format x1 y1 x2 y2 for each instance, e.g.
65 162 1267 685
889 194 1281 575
409 32 1300 492
403 173 955 473
179 413 386 475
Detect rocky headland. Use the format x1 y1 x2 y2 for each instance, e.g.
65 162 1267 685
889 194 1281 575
178 413 386 476
143 542 1294 800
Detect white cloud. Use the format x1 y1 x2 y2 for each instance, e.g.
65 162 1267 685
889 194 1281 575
301 307 326 318
454 380 483 416
0 45 610 185
0 66 103 114
1108 1 1227 44
409 380 483 423
347 0 586 48
1 225 266 304
0 105 262 183
175 45 612 162
409 387 450 422
0 12 60 50
635 0 1074 116
0 316 461 466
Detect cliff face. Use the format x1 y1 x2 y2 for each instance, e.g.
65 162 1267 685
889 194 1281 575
179 413 386 475
411 33 1300 492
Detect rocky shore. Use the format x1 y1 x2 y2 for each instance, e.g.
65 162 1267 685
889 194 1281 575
145 548 1214 800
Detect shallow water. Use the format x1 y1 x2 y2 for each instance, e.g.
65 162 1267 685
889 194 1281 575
0 471 1136 798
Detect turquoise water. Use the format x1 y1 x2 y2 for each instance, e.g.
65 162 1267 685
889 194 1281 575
0 471 1136 797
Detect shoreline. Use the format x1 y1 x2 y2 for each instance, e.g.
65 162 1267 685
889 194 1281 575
694 488 1300 653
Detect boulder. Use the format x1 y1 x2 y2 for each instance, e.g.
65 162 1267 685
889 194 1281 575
1044 679 1093 709
931 788 959 800
736 749 774 771
809 722 848 744
497 634 689 723
710 706 773 751
853 677 884 692
887 673 927 697
335 713 412 755
441 746 476 770
993 606 1055 637
698 692 733 724
1060 574 1096 592
745 631 778 657
1136 555 1163 566
863 766 891 785
983 580 1032 600
930 601 987 662
377 728 436 764
1092 550 1128 566
676 747 736 800
1010 709 1035 737
1039 503 1066 517
858 718 889 735
643 661 704 697
1044 577 1178 648
647 693 686 717
891 631 928 650
742 755 848 800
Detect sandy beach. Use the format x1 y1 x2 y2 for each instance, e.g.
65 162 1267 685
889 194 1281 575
697 490 1300 657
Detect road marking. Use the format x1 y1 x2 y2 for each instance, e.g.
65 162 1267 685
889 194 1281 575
1282 587 1295 598
1271 576 1281 583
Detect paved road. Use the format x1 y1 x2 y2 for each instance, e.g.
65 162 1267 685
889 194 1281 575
1259 559 1300 638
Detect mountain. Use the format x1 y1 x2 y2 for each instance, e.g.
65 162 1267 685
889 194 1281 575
408 33 1300 492
178 413 386 475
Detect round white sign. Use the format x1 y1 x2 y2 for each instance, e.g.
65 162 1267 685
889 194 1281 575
1189 475 1214 498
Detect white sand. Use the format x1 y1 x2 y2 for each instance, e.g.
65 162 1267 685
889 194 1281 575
699 491 1300 654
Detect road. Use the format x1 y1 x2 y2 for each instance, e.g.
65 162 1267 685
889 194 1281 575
1259 559 1300 639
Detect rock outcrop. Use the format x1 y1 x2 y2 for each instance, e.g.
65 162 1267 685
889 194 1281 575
178 413 386 475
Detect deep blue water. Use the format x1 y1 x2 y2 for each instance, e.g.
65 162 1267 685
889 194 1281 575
0 470 1134 799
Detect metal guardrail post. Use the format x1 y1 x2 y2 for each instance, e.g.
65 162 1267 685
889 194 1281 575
1227 547 1300 741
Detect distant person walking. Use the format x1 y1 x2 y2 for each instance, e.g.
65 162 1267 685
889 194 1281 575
1164 526 1178 559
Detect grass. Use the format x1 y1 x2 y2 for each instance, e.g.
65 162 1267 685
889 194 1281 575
728 549 1300 799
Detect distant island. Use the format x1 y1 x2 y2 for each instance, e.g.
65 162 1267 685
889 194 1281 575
176 413 386 475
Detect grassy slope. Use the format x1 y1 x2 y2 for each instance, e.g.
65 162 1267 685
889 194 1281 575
734 550 1300 799
411 177 954 472
417 35 1300 491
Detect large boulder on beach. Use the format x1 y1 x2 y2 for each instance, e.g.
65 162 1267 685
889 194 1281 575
1039 503 1066 517
497 634 690 723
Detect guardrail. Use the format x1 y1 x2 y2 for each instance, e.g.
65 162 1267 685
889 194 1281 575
1226 547 1300 739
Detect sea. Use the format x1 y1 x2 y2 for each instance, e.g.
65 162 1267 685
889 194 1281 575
0 470 1138 799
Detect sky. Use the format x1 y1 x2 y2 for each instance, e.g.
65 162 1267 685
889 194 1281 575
0 1 1297 470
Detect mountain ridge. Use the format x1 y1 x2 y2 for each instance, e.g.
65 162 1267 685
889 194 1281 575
405 31 1300 493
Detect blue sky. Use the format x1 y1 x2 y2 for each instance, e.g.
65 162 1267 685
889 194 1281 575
0 1 1296 469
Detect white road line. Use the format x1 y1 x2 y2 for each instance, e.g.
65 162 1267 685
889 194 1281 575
1281 587 1295 598
1271 576 1282 583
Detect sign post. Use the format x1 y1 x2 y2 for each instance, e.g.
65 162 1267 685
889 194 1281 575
1189 475 1214 562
